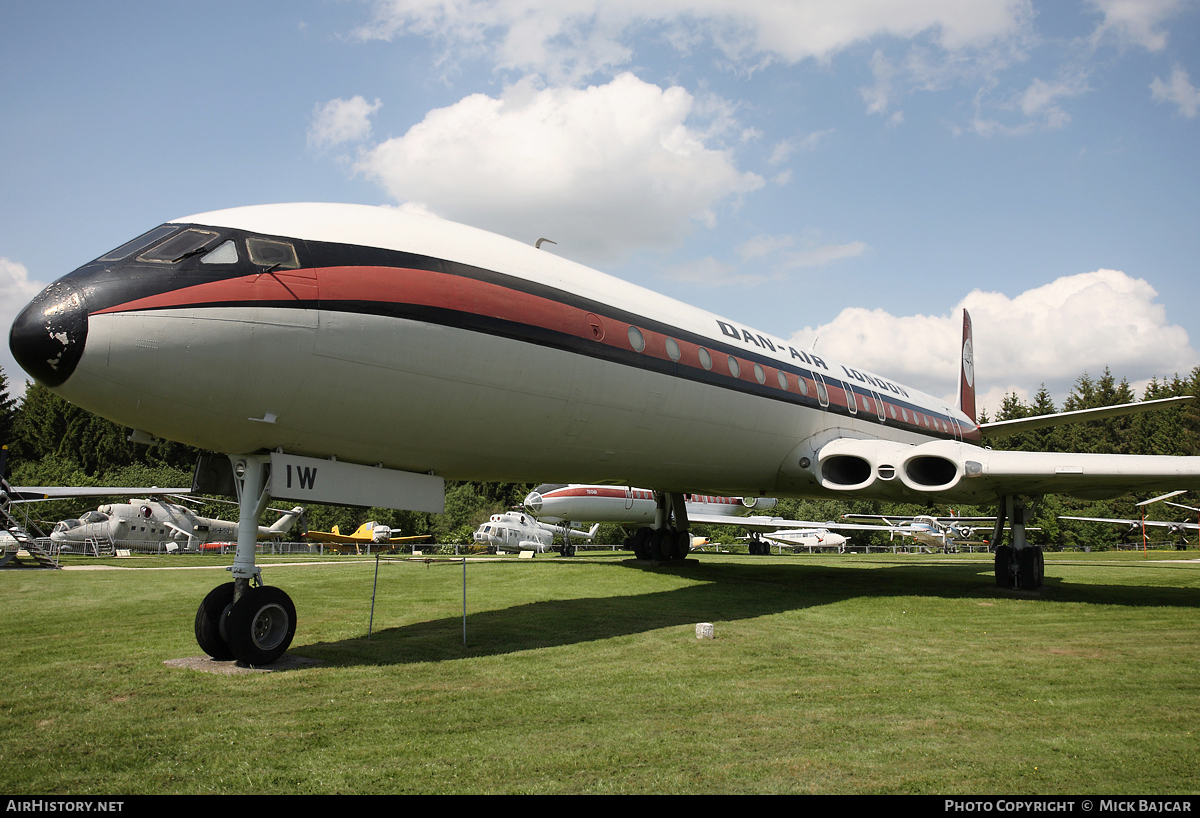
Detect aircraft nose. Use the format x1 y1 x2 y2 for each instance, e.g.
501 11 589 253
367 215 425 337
524 492 542 512
9 280 88 387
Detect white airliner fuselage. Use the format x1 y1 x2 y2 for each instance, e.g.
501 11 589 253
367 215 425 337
12 204 982 503
523 483 777 525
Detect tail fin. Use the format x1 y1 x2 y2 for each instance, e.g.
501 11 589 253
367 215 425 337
269 507 304 534
957 310 976 424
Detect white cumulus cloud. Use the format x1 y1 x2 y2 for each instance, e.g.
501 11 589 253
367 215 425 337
788 269 1197 413
355 73 763 261
0 257 46 390
1151 65 1200 118
355 0 1032 81
0 257 42 324
1087 0 1188 51
308 96 383 148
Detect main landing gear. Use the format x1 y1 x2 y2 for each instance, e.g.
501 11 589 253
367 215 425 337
623 492 692 561
991 495 1044 590
194 455 297 665
747 532 770 555
557 524 578 557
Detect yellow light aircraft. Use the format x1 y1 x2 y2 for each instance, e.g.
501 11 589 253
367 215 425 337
303 521 430 553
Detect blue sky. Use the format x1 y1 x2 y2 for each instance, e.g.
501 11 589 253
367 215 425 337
2 1 1198 413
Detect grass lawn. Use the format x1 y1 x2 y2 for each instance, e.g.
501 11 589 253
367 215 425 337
1 550 1198 794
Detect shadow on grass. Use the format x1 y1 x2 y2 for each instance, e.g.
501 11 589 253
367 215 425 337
296 558 1200 667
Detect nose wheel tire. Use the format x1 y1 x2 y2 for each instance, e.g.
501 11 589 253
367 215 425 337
225 585 297 666
194 582 236 661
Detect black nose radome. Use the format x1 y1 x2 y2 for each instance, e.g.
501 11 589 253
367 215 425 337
9 281 89 388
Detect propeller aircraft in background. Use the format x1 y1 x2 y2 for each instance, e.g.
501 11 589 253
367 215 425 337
302 521 430 553
1058 491 1198 549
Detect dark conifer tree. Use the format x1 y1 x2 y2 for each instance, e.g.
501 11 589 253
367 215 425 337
0 367 16 451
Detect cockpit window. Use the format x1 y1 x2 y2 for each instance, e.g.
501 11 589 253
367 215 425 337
99 225 180 261
138 229 219 263
80 511 109 524
201 240 239 265
246 238 299 270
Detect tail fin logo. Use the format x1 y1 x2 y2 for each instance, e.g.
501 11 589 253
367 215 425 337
958 309 977 425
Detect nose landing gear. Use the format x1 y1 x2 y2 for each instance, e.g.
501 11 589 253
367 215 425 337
193 455 297 666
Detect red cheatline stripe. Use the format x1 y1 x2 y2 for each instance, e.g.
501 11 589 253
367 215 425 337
90 264 977 441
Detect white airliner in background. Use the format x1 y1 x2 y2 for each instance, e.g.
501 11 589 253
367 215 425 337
522 483 778 558
523 483 778 524
10 202 1198 665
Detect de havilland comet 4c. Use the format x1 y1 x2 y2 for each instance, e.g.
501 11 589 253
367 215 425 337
10 203 1199 665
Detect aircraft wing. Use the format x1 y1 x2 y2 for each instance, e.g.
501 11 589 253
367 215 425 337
1058 516 1199 531
978 396 1194 438
843 514 998 523
959 449 1200 501
688 512 918 534
812 438 1200 504
301 530 431 544
4 486 192 502
301 530 366 543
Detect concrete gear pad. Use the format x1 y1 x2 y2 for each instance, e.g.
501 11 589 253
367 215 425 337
164 654 321 674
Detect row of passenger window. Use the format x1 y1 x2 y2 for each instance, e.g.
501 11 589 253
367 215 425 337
626 322 957 434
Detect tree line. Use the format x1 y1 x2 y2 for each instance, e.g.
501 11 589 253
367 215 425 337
4 364 1200 548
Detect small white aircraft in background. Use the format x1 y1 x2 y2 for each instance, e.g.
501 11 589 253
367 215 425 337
756 528 851 554
50 498 304 553
840 513 1012 551
473 511 599 556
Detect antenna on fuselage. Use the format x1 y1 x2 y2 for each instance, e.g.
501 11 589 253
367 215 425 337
535 238 557 250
